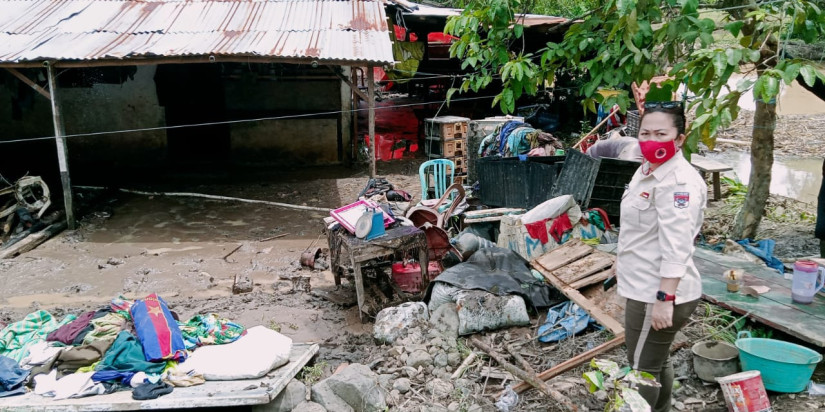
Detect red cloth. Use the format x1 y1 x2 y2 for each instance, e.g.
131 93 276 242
549 213 574 243
524 219 549 244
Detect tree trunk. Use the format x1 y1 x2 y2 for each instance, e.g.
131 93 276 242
732 99 776 239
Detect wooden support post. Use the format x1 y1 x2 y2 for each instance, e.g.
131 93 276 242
366 66 376 178
5 68 51 100
46 64 76 230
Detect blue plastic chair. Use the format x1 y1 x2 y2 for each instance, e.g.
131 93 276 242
419 159 455 201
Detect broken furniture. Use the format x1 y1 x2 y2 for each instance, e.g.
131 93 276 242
327 225 429 320
690 154 733 201
530 239 623 336
406 183 465 228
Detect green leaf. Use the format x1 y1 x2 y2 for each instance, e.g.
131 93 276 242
781 63 801 85
712 52 727 76
800 65 818 87
699 32 714 46
762 75 779 101
592 359 620 377
583 371 604 393
725 49 742 67
725 21 744 37
746 49 761 62
514 24 523 39
621 387 652 412
446 87 458 102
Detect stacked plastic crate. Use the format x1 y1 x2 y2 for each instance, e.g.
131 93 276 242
423 116 470 185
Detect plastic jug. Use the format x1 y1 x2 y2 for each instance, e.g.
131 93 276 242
791 260 825 304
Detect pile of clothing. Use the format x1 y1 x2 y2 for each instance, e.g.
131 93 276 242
478 120 563 158
0 293 262 402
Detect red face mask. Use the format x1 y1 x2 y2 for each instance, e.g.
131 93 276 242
639 140 677 164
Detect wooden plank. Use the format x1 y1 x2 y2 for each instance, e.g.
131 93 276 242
6 68 51 100
47 64 75 230
534 263 625 336
694 249 825 321
690 154 733 173
569 268 614 289
508 336 626 394
554 253 614 284
702 278 825 347
534 239 594 272
0 343 319 411
0 221 66 259
464 208 526 218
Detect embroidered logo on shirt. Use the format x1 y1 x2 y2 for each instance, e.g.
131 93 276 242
674 192 690 208
639 192 650 199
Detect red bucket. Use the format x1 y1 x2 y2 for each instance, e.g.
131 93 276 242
717 370 772 412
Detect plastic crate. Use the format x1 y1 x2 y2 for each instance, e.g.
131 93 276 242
588 158 640 225
477 156 565 209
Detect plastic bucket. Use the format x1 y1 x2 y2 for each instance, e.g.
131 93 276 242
717 370 772 412
692 340 740 383
735 331 822 393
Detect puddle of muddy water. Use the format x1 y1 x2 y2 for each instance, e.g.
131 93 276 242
706 151 823 204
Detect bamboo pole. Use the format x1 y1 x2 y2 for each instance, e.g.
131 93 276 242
367 66 376 178
572 106 621 150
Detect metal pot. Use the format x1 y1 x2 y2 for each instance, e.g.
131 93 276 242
691 340 740 383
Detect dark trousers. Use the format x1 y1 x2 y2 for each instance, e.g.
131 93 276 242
625 298 699 412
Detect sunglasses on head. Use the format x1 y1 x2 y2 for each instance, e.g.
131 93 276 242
644 101 683 110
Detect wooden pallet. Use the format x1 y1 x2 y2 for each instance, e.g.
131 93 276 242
531 239 624 336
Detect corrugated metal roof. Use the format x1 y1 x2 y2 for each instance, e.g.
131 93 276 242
0 0 394 65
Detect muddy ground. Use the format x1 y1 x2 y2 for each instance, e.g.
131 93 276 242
0 146 823 411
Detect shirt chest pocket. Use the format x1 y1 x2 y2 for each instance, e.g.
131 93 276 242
627 197 656 227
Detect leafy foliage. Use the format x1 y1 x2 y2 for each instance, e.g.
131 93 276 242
583 358 660 412
445 0 825 157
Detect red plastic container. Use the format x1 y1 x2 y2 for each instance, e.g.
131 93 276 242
391 261 442 293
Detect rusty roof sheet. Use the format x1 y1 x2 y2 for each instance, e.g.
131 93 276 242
0 0 394 65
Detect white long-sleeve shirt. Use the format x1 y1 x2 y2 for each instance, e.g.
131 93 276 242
615 153 707 304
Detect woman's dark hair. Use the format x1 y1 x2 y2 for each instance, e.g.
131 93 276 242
640 102 686 136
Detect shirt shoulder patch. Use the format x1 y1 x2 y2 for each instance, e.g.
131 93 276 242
674 192 690 209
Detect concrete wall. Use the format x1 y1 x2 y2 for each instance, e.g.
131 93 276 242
60 66 167 169
0 64 351 181
222 69 348 165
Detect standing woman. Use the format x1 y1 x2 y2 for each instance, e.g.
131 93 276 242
615 102 707 411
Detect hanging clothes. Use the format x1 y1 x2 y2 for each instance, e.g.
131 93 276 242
523 219 550 245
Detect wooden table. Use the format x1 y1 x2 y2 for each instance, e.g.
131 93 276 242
690 154 733 201
0 343 318 411
327 225 429 319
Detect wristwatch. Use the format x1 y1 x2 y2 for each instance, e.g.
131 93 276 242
656 291 676 302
